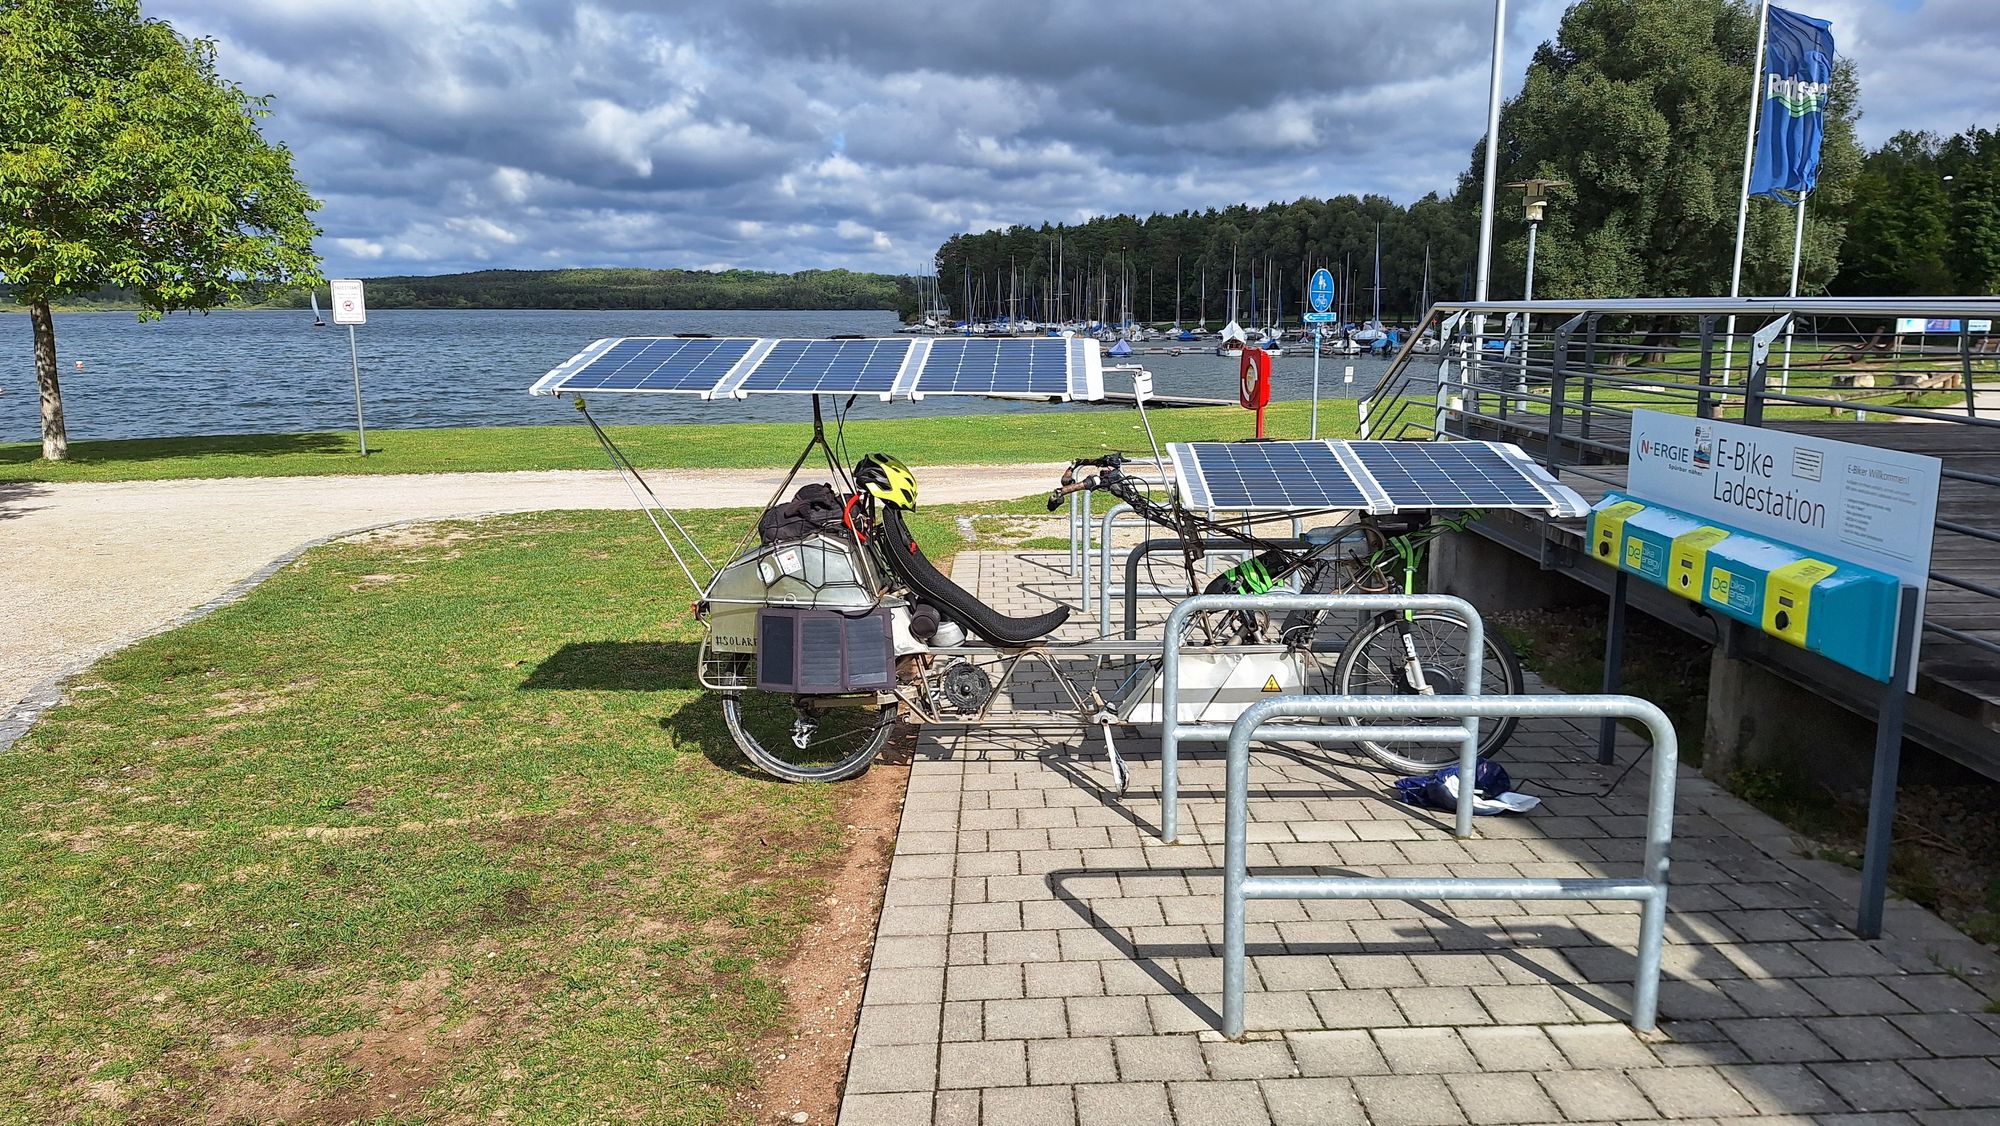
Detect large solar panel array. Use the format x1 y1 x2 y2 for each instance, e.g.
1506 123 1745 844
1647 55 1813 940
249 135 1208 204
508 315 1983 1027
1168 439 1588 517
529 336 1104 402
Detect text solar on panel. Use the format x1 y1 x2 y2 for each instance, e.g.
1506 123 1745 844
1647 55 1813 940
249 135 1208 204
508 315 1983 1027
733 338 912 396
1177 442 1373 511
917 337 1071 397
557 337 756 394
1348 441 1557 509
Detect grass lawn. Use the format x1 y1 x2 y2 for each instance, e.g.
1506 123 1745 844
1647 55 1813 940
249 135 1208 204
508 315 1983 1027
0 502 990 1123
0 400 1361 483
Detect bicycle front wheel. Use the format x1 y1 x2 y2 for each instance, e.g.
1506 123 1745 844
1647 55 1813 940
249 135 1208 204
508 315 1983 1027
1324 611 1524 774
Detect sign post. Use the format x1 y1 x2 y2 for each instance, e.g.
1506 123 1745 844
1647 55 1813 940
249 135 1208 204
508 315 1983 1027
1306 268 1336 439
330 279 369 455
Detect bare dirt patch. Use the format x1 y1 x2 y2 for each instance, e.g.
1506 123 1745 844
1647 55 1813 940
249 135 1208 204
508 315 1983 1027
742 760 909 1124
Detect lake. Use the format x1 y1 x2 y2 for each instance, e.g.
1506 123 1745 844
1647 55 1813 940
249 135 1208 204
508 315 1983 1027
0 308 1399 444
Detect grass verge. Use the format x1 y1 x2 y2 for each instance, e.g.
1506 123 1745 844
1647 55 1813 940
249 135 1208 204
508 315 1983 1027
0 400 1360 483
0 501 993 1122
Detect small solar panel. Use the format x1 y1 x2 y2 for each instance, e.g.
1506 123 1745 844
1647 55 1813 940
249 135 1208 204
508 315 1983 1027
1350 441 1580 513
531 337 757 396
912 338 1074 399
1168 439 1588 517
1171 442 1374 512
724 338 914 399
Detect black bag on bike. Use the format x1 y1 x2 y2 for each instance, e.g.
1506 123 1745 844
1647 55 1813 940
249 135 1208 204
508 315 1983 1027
758 483 846 545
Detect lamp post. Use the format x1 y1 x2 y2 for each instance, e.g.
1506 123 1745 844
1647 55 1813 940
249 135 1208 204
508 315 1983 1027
1505 178 1567 301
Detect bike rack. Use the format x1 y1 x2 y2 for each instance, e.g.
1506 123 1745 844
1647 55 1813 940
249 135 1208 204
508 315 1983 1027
1159 593 1487 842
1217 693 1678 1038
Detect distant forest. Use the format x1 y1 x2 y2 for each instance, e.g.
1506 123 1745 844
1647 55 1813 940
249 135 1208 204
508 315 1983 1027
3 267 920 315
308 268 917 313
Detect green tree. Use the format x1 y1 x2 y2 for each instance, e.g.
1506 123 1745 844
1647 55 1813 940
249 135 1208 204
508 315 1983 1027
1460 0 1860 300
0 0 321 460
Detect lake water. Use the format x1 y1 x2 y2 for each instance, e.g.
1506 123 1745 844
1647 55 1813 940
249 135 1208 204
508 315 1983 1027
0 308 1398 443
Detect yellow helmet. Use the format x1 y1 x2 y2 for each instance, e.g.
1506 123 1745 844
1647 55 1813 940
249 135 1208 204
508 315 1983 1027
855 452 917 510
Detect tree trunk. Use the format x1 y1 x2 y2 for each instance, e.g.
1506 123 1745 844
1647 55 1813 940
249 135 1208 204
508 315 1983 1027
30 300 67 461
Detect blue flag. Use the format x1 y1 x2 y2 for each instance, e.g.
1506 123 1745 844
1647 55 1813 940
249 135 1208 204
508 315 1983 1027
1750 6 1835 204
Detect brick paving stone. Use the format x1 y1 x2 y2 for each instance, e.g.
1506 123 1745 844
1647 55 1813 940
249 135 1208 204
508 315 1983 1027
1883 974 1994 1014
984 997 1068 1040
1474 984 1580 1024
1309 987 1409 1029
1200 1038 1300 1081
835 1092 933 1126
853 1003 941 1047
863 966 946 1007
1798 976 1919 1016
1538 1069 1658 1121
1166 1079 1274 1126
1352 1074 1467 1126
1899 1058 2000 1109
1811 1062 1949 1113
1443 1072 1565 1125
980 1084 1078 1126
945 963 1024 1002
1074 1081 1172 1125
1392 985 1494 1027
937 1038 1028 1089
1114 1034 1208 1082
1459 1026 1566 1072
844 1043 939 1095
1546 1024 1663 1070
1807 1015 1928 1061
1888 1012 2000 1058
1288 1029 1391 1077
1715 1062 1852 1115
1373 1027 1478 1074
1260 1077 1367 1125
1028 1036 1117 1086
933 1089 979 1126
1714 1018 1836 1063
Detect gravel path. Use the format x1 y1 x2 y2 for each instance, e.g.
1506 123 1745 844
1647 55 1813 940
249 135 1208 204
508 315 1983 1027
0 463 1063 729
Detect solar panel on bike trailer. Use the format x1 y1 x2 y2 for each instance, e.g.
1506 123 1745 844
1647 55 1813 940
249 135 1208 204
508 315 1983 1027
1168 441 1376 513
1348 441 1588 516
723 338 915 399
529 337 758 397
908 340 1096 400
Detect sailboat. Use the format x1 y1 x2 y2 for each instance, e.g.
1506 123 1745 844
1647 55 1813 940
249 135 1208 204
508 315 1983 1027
1353 224 1387 347
309 289 327 328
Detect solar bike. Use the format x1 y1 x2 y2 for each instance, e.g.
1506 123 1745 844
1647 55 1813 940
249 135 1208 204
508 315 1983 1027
528 335 1588 787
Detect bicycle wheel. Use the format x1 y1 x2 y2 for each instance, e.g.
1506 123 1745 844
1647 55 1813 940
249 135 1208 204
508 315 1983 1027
1323 610 1524 774
720 690 897 782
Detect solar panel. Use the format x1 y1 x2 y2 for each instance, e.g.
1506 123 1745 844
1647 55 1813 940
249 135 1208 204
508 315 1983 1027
1168 439 1589 517
720 338 915 399
1350 441 1568 511
904 338 1096 404
1169 441 1375 512
529 336 759 397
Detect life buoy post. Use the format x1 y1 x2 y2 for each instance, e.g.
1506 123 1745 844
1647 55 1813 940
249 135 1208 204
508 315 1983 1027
1239 347 1273 437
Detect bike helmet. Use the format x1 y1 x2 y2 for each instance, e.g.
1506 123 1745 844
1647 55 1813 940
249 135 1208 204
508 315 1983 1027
855 452 918 510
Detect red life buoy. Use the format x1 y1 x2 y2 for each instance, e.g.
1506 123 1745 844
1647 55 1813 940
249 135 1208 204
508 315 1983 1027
1238 347 1271 410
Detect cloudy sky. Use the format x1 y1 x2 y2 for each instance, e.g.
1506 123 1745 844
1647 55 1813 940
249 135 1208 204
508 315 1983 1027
152 0 1997 280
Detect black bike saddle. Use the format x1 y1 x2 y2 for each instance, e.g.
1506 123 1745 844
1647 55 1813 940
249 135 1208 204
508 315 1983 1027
877 507 1069 646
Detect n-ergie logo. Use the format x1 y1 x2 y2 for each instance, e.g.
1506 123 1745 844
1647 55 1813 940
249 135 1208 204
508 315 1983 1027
1636 435 1693 465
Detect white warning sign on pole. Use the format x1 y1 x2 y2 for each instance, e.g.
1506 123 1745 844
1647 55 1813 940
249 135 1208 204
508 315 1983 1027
330 278 368 326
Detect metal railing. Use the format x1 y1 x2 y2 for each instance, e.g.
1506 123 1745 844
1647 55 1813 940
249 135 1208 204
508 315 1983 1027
1218 693 1679 1038
1358 297 2000 664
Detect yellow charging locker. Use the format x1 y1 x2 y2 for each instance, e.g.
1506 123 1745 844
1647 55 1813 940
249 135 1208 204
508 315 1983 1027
1589 499 1645 565
1669 527 1730 601
1763 558 1839 647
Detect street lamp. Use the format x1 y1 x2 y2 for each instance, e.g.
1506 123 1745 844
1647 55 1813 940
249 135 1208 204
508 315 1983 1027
1506 178 1568 301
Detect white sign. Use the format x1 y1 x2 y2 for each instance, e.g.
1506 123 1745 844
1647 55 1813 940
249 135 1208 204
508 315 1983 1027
1627 409 1939 680
330 278 367 326
1302 311 1337 323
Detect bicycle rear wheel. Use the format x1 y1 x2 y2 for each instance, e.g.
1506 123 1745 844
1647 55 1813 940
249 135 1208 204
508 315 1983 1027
1322 611 1524 774
721 691 897 782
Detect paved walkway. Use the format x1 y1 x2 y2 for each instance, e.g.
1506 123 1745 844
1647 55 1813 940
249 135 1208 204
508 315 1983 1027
0 463 1061 723
839 549 2000 1125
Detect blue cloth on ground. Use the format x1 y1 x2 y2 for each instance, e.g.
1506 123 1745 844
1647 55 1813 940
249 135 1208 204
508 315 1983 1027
1392 760 1540 815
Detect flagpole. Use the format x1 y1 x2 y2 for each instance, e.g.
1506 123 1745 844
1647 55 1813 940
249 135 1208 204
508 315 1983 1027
1473 0 1507 303
1722 0 1772 389
1782 194 1808 389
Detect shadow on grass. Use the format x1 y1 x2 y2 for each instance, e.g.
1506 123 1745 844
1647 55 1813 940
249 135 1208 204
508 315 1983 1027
519 641 695 692
0 481 48 520
0 430 351 469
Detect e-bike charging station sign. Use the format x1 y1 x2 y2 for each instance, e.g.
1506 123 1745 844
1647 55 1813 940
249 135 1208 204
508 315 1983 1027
1623 408 1939 686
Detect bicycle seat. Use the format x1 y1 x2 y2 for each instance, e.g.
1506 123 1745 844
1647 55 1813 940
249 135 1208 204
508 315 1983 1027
877 507 1069 646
